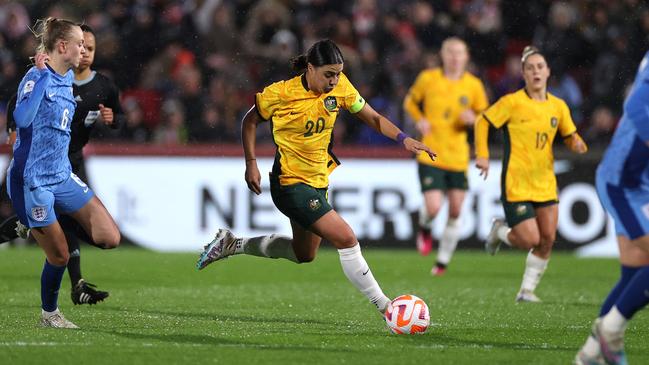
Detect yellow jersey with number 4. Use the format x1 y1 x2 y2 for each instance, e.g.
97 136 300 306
404 68 488 171
480 89 576 202
256 73 365 188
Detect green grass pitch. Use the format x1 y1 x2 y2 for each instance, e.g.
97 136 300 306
0 246 647 364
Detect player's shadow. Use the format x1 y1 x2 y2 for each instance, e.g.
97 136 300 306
406 333 576 351
96 306 333 326
89 328 357 353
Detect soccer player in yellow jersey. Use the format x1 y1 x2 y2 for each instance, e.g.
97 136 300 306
196 40 435 314
404 37 488 276
474 46 588 302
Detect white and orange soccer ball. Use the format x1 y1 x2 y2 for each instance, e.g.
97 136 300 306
384 294 430 335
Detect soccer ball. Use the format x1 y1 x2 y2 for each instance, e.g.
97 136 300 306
384 294 430 334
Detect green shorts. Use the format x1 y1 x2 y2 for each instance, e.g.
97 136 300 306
502 200 558 228
270 176 332 229
418 164 468 192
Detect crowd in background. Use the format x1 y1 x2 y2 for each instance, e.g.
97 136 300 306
0 0 645 148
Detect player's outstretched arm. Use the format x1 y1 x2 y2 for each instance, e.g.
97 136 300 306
563 133 588 154
241 105 264 195
355 102 436 161
474 114 490 180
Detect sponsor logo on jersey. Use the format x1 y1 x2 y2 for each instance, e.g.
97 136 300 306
459 95 469 106
550 117 558 128
23 80 35 94
324 96 337 112
308 198 322 211
32 207 47 222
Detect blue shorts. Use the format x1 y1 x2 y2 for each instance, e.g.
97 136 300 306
8 172 95 228
596 177 649 240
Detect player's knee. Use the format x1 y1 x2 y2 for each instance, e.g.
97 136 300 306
98 231 121 249
49 250 69 266
295 253 316 263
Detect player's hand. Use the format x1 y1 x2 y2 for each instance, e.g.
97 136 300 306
415 119 430 136
565 133 588 154
459 109 477 126
98 104 114 125
476 157 489 180
6 131 16 146
245 159 262 195
33 52 49 70
404 137 436 162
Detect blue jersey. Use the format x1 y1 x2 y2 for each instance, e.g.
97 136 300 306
10 65 76 188
597 52 649 188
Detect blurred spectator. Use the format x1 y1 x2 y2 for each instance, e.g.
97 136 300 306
153 99 187 145
583 106 618 148
0 0 644 147
493 54 523 99
118 97 150 143
548 70 583 125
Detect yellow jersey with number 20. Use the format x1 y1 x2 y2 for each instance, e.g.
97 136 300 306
256 73 365 188
480 89 576 202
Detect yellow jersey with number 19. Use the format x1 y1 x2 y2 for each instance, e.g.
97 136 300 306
256 73 365 188
479 89 576 202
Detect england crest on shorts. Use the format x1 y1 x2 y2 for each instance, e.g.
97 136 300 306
32 206 47 221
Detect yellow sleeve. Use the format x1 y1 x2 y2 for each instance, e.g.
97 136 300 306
482 95 511 129
403 71 429 122
474 114 491 159
255 81 284 120
339 73 365 113
557 99 577 137
472 79 489 113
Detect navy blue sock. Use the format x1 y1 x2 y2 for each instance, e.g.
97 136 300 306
599 265 640 317
41 259 66 312
615 265 649 320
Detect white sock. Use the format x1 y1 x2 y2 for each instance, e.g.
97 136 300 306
436 218 460 265
520 250 548 292
581 334 600 357
601 306 628 334
497 225 512 246
418 204 433 229
338 244 390 312
237 234 299 263
42 308 59 317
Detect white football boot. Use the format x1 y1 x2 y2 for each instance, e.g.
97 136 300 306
41 309 79 329
485 218 506 255
196 229 237 270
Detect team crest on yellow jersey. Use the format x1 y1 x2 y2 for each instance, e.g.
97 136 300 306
324 96 337 112
550 117 558 128
459 95 469 106
308 198 322 211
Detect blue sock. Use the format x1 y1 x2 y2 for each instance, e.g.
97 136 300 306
614 265 649 320
599 265 640 317
41 259 66 312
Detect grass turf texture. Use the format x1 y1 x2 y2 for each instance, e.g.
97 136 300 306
0 246 647 364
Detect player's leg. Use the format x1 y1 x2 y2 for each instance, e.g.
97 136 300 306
418 190 441 256
416 164 445 256
433 188 464 275
515 203 557 302
67 197 120 249
16 182 79 328
310 209 391 312
485 201 540 255
596 235 649 364
197 181 323 269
